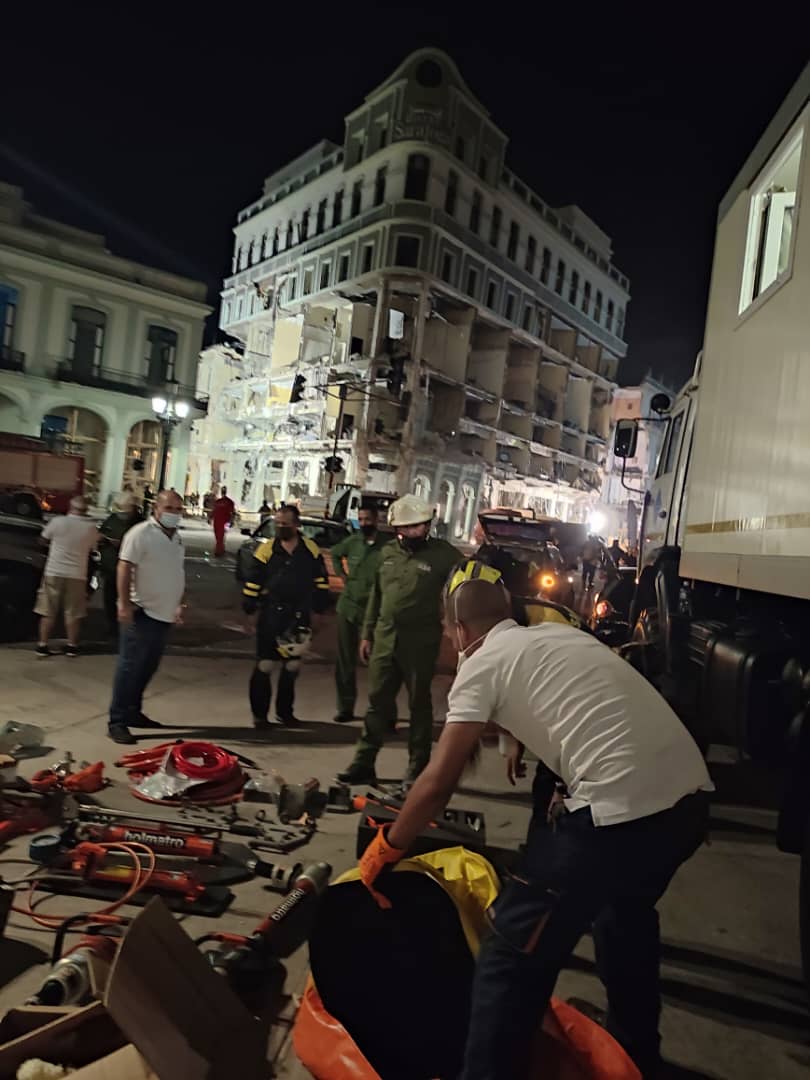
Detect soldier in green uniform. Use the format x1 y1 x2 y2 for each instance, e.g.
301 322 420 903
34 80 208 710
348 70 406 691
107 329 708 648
330 503 387 723
338 494 462 785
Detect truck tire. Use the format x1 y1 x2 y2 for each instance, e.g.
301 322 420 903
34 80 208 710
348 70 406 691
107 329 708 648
0 569 39 642
801 821 810 999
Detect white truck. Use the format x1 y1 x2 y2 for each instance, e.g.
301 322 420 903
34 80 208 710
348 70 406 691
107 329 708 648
614 64 810 988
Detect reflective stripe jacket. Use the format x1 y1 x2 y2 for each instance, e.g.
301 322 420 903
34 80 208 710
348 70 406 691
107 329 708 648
242 535 330 619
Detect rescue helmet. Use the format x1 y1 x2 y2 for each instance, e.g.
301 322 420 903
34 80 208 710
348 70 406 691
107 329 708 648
276 625 313 661
389 493 433 527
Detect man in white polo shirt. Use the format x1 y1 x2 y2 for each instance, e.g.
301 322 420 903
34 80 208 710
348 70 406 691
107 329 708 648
108 490 185 745
359 569 712 1080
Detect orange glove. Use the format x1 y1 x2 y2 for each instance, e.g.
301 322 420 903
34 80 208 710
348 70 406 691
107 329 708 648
358 826 405 909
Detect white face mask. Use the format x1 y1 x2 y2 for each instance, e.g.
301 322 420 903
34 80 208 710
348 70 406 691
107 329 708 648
455 629 488 671
159 512 181 530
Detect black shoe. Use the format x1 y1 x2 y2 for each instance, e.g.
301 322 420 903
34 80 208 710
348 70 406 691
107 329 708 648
35 645 52 659
109 725 136 745
333 712 354 723
253 716 271 729
63 644 79 659
131 714 164 729
275 715 303 728
336 764 378 785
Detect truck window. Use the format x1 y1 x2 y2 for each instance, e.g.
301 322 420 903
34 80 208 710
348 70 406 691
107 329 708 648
657 412 684 477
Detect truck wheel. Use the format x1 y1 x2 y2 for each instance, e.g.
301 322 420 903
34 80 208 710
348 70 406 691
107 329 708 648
801 822 810 999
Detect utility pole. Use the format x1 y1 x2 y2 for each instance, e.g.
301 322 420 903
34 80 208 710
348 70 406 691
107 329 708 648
324 382 348 518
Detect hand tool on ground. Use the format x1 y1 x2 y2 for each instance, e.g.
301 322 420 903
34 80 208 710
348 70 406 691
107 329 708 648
196 862 331 996
30 760 106 794
27 916 128 1005
353 793 487 842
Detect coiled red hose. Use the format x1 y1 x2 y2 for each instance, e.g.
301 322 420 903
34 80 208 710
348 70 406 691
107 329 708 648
116 741 247 805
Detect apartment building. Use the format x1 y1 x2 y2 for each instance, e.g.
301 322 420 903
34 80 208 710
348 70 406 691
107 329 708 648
197 48 629 535
0 182 209 505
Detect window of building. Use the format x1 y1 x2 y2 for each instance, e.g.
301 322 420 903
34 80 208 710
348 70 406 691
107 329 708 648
272 228 279 256
338 254 350 281
469 191 482 234
441 252 456 284
540 247 551 285
303 269 314 294
332 190 344 227
594 290 603 322
374 166 387 207
525 235 536 274
582 281 592 315
739 124 803 312
616 306 625 338
235 297 243 320
394 235 420 267
486 281 498 309
554 259 565 295
285 220 294 248
445 170 458 216
300 209 310 242
569 270 579 306
455 135 466 163
478 155 489 182
375 118 389 151
466 267 479 298
259 233 267 260
248 291 256 316
489 206 502 248
351 180 363 217
349 134 365 168
288 275 297 301
145 325 177 384
404 153 430 200
362 243 374 274
319 261 331 290
504 293 515 322
68 307 105 374
222 300 231 324
606 299 615 331
1 284 17 351
232 247 241 273
522 305 533 332
507 221 519 261
316 199 327 234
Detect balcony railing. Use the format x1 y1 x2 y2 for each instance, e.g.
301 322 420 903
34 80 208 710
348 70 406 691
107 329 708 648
54 361 208 411
0 346 25 373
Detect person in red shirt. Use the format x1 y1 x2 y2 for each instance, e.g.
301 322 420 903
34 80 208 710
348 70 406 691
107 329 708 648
210 486 235 557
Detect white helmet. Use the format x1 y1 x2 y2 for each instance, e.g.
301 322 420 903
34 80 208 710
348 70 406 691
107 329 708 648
276 626 313 661
389 494 433 528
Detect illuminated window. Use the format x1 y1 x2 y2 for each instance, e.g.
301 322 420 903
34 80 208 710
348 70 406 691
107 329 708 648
739 122 803 312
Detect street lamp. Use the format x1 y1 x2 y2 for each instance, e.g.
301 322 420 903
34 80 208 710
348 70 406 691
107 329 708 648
152 396 190 492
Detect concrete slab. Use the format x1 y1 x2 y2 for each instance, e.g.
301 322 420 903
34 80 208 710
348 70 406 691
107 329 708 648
0 642 806 1079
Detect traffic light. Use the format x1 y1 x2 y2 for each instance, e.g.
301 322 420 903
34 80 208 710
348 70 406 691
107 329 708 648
290 374 306 403
386 354 406 396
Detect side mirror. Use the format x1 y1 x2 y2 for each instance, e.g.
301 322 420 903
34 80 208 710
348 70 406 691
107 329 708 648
614 419 638 459
241 528 252 536
650 392 671 415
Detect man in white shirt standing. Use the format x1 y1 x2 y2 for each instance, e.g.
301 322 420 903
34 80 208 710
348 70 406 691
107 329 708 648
108 490 185 745
359 567 712 1080
34 495 98 658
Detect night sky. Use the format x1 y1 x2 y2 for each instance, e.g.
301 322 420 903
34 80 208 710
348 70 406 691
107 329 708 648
3 8 806 388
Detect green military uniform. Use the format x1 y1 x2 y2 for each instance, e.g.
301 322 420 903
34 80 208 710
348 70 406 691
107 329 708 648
351 537 462 776
330 530 387 717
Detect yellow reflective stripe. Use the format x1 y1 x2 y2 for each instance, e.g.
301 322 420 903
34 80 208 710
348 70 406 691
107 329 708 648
316 582 330 590
253 540 274 564
302 537 321 558
243 583 261 594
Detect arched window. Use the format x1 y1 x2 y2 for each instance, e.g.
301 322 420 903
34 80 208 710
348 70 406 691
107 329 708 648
404 154 430 201
456 483 476 539
413 474 431 504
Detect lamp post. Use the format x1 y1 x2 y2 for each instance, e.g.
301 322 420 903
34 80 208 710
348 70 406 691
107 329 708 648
152 396 190 492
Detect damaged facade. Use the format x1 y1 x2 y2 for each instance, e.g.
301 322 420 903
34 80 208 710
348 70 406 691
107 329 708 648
190 49 629 537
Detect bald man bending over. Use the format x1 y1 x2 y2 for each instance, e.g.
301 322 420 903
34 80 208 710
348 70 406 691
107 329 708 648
108 490 186 744
359 571 712 1080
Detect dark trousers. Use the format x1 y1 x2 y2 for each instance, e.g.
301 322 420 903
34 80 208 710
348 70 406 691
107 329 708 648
109 610 171 730
249 662 298 721
462 790 709 1080
582 560 596 589
335 614 360 716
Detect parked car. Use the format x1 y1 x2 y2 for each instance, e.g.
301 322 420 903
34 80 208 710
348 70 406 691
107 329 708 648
0 513 46 641
235 515 353 591
589 565 636 645
475 510 577 609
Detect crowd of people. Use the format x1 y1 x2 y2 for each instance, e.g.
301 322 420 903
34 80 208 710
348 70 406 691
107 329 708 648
27 483 712 1077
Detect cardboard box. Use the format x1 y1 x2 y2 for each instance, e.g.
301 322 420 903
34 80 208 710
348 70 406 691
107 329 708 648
0 899 268 1080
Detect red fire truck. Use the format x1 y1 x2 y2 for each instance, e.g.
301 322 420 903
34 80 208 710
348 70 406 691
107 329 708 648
0 433 85 517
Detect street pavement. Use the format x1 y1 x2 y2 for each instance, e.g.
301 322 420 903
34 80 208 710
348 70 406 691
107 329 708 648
0 520 807 1077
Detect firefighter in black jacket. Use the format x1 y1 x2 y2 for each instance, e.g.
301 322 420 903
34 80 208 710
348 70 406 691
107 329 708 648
242 504 330 728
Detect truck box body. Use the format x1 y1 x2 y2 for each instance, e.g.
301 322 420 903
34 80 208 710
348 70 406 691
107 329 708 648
680 69 810 600
0 433 84 513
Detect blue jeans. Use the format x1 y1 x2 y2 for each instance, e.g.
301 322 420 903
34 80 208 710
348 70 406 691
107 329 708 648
109 609 171 730
462 791 709 1080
